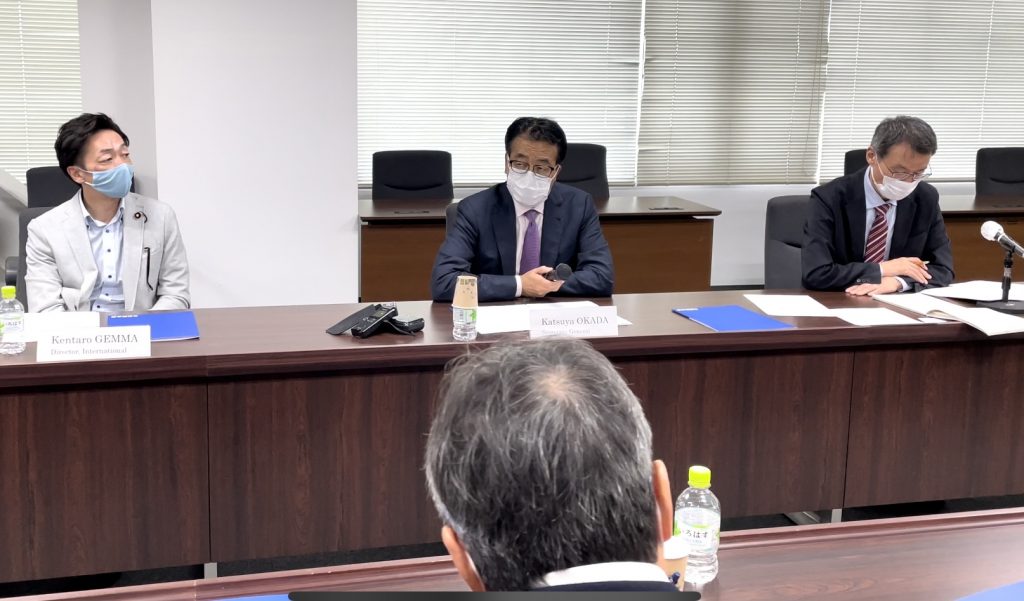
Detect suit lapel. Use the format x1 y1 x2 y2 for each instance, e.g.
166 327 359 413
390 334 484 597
493 185 517 275
62 193 98 309
846 171 868 260
540 186 564 268
122 194 144 310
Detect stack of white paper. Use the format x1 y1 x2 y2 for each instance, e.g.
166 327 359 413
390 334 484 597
874 293 1024 336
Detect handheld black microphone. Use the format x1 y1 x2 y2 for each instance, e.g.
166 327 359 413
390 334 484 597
544 263 573 282
981 221 1024 257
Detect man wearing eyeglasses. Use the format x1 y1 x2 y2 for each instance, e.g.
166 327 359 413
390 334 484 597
431 117 613 302
802 115 954 295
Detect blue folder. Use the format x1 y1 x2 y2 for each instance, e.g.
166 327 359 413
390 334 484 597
959 581 1024 600
674 305 794 333
107 311 200 342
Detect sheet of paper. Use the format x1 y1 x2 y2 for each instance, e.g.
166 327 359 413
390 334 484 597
2 311 101 343
830 308 921 326
921 280 1024 302
477 301 629 334
744 294 833 317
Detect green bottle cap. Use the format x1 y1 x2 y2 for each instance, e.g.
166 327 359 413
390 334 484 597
688 465 711 488
1 286 14 300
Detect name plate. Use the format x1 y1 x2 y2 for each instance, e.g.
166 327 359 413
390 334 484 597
529 306 619 339
36 326 152 363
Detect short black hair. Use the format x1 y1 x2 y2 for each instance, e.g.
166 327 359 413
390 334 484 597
54 113 130 182
504 117 568 164
871 115 937 159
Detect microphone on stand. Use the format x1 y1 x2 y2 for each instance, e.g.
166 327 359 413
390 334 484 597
978 221 1024 314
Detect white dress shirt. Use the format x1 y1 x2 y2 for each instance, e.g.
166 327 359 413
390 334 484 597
536 561 670 588
513 199 546 297
863 170 910 291
81 198 126 311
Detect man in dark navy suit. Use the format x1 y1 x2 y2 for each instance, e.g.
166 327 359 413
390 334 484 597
430 117 614 302
802 115 954 295
425 339 683 592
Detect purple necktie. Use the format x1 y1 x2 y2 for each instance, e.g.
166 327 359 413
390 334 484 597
519 209 540 275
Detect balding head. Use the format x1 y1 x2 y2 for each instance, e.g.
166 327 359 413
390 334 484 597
425 338 667 591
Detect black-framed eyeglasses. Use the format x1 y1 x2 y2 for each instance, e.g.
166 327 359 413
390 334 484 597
508 158 557 178
879 158 932 183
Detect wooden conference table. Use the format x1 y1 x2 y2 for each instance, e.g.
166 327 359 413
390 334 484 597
359 196 721 301
25 509 1024 600
940 194 1024 281
2 290 1024 583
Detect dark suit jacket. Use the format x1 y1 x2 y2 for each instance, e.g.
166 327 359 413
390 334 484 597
802 168 954 291
430 182 614 302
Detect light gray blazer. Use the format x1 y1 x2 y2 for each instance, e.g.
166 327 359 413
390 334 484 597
25 191 191 313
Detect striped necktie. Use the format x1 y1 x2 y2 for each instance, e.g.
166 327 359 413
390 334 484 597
864 203 892 264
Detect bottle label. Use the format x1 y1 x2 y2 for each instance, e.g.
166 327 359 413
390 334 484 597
677 508 720 554
0 317 22 334
453 307 477 325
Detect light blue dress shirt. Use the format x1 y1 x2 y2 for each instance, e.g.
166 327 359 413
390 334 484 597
863 170 909 291
81 198 126 311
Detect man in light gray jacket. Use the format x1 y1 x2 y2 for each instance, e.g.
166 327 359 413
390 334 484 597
25 113 189 313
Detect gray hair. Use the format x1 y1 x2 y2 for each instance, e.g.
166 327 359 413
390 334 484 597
871 115 937 158
424 339 658 591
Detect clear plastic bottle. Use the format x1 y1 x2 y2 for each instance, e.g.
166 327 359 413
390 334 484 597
452 275 478 342
0 285 26 356
675 465 720 584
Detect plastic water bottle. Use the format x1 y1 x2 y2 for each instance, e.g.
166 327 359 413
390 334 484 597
675 465 721 584
452 275 478 342
0 285 26 356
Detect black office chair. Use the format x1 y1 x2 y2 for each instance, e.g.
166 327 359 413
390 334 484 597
976 148 1024 196
372 150 454 200
844 149 869 176
558 143 610 200
444 201 460 237
764 195 811 289
26 166 80 208
5 167 77 297
5 207 54 305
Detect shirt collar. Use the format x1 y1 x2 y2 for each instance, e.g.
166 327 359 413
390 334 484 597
513 198 546 218
81 196 125 227
863 168 888 210
536 562 669 588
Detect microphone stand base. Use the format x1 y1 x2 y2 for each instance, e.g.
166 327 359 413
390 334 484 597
978 299 1024 314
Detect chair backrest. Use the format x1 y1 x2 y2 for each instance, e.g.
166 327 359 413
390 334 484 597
764 195 811 289
26 166 80 208
372 150 454 200
976 148 1024 196
17 206 54 306
844 149 869 176
444 201 459 237
558 143 609 200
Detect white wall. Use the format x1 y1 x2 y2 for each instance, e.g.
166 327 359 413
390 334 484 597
149 0 359 307
78 0 160 197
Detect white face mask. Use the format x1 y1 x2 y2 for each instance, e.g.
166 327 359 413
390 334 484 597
872 164 921 201
506 169 553 208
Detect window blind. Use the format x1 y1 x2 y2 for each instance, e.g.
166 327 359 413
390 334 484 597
636 0 829 185
820 0 1024 181
358 0 642 187
0 0 81 184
